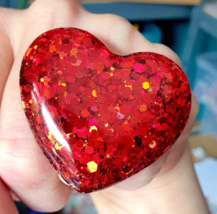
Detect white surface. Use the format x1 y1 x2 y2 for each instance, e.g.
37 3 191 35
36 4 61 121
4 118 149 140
194 157 217 205
192 146 206 160
204 2 217 19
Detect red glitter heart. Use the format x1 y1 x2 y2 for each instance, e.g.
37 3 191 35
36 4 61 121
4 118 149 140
20 28 191 193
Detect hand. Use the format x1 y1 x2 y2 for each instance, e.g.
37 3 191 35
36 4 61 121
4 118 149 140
0 1 208 213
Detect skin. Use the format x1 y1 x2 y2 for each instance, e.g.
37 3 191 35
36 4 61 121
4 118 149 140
0 0 209 213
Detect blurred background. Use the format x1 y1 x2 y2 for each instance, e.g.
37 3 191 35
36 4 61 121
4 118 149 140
0 0 217 213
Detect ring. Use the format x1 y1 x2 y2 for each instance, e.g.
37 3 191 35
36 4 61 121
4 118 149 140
20 27 191 193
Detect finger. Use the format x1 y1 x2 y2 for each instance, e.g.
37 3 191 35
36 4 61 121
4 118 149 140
0 8 14 105
0 136 73 212
0 178 19 214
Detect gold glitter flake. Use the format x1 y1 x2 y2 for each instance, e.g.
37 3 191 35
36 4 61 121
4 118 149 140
87 161 98 173
49 45 56 53
48 132 52 140
92 90 97 97
105 123 109 127
26 48 32 57
61 83 66 86
66 133 71 138
48 132 56 145
142 82 149 90
110 67 114 71
89 126 97 132
34 45 38 49
125 85 133 90
58 80 62 86
22 101 25 109
70 48 78 56
40 78 44 82
55 143 64 150
106 154 110 158
58 39 62 44
115 105 120 111
139 104 147 112
64 91 68 98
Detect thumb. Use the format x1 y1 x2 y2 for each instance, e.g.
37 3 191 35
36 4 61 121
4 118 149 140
0 178 19 214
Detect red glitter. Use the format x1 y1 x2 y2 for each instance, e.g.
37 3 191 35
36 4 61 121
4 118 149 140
20 28 191 193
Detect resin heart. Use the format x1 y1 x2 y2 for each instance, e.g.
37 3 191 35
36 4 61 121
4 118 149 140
20 28 191 193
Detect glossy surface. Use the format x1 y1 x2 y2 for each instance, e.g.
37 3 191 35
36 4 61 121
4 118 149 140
20 28 191 193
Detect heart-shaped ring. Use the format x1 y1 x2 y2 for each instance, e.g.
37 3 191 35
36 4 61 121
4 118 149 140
20 28 191 193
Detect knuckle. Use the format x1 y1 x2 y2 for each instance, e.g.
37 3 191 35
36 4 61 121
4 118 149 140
97 14 136 52
103 14 134 37
104 14 129 26
28 0 80 17
24 0 84 37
